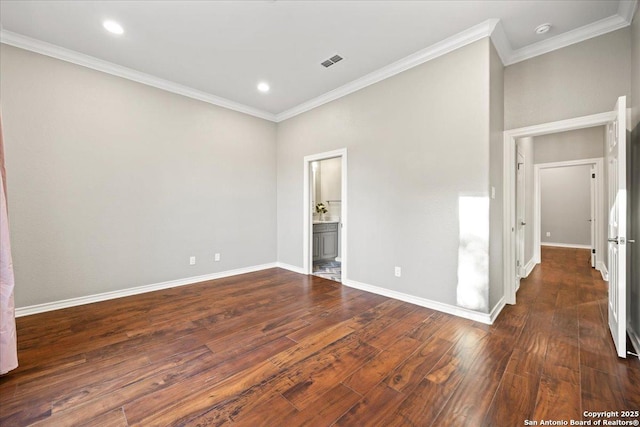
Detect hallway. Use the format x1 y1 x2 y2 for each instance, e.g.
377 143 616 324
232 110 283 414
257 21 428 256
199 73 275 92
493 246 640 423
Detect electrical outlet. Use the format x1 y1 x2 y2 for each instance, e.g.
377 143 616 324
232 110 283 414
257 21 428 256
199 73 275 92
546 232 551 237
189 256 196 265
214 253 221 262
394 266 401 277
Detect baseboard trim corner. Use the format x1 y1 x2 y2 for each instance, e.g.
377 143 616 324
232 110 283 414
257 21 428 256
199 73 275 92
596 261 609 281
524 258 536 278
275 262 306 275
489 297 506 323
342 278 495 325
15 262 278 317
628 325 640 360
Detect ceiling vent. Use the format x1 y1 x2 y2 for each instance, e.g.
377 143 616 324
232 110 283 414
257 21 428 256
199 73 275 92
321 54 344 68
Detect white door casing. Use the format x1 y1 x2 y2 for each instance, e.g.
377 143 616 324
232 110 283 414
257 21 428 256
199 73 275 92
302 149 347 279
607 96 627 359
503 110 616 305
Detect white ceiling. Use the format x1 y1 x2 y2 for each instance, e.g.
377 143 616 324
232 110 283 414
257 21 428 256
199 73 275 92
0 1 636 121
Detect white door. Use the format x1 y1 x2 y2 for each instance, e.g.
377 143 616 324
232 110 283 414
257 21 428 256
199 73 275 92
607 96 627 358
516 149 526 279
590 165 596 268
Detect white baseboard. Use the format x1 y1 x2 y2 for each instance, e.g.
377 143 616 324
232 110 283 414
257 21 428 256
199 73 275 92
342 278 496 325
524 258 536 278
275 262 306 275
540 242 591 249
596 261 609 281
15 262 278 317
489 297 506 323
628 324 640 360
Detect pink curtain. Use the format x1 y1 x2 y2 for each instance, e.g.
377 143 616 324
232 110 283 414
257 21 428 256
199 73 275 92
0 112 18 375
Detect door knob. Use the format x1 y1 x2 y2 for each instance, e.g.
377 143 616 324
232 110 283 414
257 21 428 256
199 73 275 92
520 221 526 226
608 237 619 244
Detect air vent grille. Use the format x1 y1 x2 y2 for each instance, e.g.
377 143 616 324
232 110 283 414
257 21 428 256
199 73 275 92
321 54 344 68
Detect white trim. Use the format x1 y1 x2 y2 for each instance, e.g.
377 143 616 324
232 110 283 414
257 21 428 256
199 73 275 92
524 258 536 278
343 279 496 325
533 158 604 268
628 324 640 360
276 19 499 121
503 14 631 66
0 30 277 122
489 297 506 324
503 111 617 305
597 261 609 281
619 0 639 24
15 262 277 317
275 262 306 275
540 242 592 249
303 149 348 280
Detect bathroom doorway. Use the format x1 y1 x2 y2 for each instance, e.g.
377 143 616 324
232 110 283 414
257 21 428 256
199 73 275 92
303 149 347 283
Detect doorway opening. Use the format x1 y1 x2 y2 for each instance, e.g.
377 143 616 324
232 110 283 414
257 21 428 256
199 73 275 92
303 149 347 283
503 96 628 358
533 158 603 274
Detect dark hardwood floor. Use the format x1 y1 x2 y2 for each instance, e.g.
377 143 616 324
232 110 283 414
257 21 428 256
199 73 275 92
1 247 638 426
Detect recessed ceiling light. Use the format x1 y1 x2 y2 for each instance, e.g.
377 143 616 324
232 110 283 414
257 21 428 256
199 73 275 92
535 23 552 35
103 20 124 35
257 82 270 93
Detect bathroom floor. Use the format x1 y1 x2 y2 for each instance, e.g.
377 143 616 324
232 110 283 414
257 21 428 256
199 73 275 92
312 260 341 282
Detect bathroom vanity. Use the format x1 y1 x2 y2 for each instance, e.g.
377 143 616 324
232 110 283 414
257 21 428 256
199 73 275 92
312 221 339 261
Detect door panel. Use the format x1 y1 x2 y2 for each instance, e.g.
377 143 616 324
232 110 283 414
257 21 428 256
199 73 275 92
607 96 627 358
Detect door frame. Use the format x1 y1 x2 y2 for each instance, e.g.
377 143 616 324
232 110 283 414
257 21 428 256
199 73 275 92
303 148 347 277
532 158 604 273
503 111 615 304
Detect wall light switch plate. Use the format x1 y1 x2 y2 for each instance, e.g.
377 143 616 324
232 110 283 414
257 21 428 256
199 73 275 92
546 232 551 237
491 186 496 199
394 267 401 277
189 256 196 265
214 253 221 261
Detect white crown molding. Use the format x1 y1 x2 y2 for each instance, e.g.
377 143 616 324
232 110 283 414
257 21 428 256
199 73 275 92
0 30 277 122
504 12 632 65
489 20 513 65
619 0 639 23
275 19 499 122
343 278 496 325
15 262 277 317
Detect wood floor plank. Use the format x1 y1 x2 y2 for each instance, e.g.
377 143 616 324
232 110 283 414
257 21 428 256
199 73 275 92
482 372 538 427
532 375 581 422
2 251 639 426
342 335 422 395
280 383 362 427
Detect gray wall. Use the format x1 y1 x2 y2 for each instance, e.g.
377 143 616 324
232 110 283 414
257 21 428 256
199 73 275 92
533 127 605 164
540 165 592 246
505 28 631 130
489 42 504 311
0 45 278 307
629 7 640 350
277 38 494 313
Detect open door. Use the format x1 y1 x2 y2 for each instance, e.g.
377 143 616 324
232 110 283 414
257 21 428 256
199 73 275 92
516 149 526 279
607 96 627 358
590 165 596 268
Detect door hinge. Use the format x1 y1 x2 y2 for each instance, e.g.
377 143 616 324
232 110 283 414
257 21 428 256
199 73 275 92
516 260 520 267
592 173 595 178
592 249 596 254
